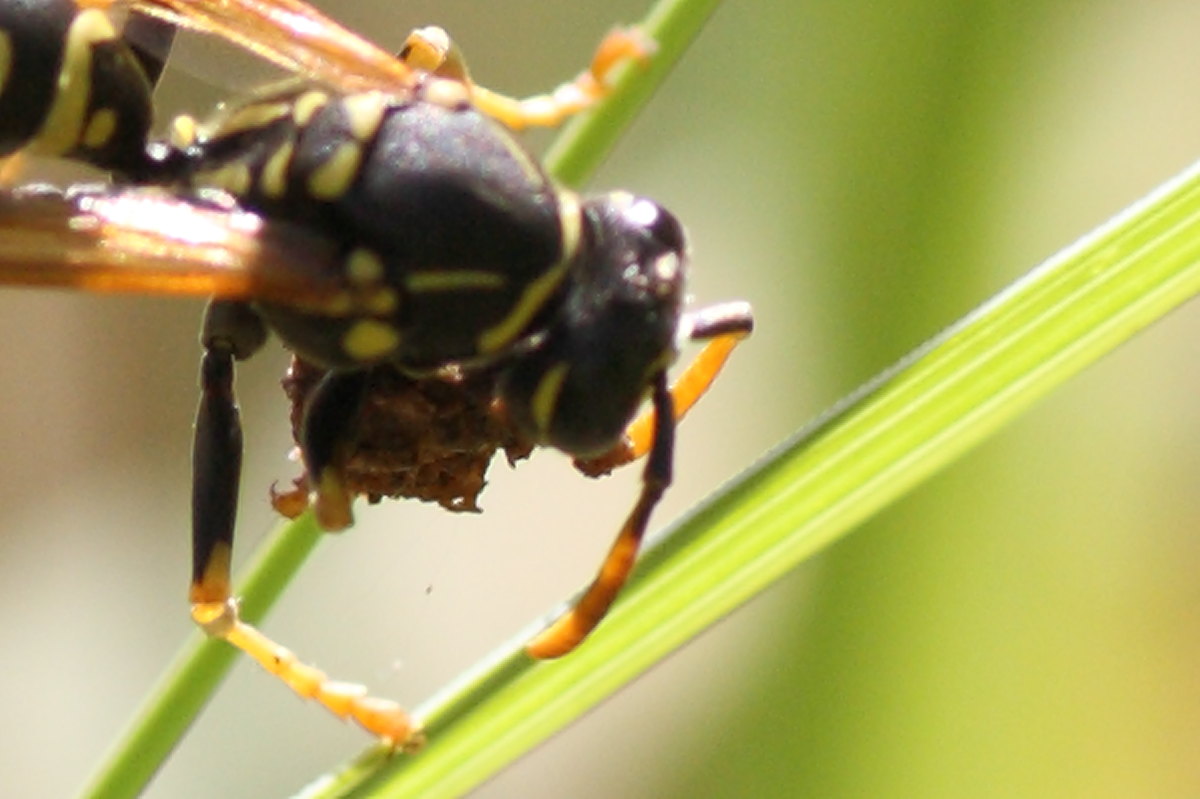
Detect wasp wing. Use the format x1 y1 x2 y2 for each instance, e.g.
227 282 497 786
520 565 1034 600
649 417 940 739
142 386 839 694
0 186 345 306
130 0 414 92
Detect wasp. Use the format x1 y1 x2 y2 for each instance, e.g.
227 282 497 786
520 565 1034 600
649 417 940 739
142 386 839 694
0 0 753 748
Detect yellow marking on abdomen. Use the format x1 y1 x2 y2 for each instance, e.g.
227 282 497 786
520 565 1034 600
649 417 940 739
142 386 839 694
308 142 361 199
29 10 117 156
405 270 506 292
259 139 294 198
478 262 568 353
292 90 329 126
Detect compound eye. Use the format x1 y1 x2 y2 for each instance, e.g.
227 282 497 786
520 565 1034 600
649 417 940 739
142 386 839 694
622 197 686 255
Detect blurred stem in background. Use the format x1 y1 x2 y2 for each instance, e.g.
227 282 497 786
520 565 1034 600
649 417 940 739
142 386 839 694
673 1 1199 797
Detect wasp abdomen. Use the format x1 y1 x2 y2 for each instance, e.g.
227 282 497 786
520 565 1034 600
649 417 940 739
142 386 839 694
0 2 155 174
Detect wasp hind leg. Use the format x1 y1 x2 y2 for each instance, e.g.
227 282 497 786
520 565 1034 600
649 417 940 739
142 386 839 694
189 302 420 747
398 25 655 130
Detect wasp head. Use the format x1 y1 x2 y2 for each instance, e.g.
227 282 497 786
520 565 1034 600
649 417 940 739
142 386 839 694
500 192 686 457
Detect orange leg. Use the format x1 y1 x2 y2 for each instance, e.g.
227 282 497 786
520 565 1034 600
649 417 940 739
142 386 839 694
529 301 753 658
190 598 422 748
399 25 655 130
526 372 674 659
191 308 419 747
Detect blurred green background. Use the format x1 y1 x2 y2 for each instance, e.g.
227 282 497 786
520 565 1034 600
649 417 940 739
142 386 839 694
1 0 1199 796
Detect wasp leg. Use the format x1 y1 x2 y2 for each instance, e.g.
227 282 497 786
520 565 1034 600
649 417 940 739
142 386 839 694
396 26 470 82
191 301 266 607
526 372 674 659
578 301 754 476
190 306 420 746
299 370 369 531
400 25 654 130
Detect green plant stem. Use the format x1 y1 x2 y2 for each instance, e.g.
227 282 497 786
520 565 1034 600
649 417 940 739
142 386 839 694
303 160 1200 798
544 0 724 187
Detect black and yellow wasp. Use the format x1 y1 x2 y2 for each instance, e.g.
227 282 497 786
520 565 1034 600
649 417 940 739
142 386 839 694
0 0 752 746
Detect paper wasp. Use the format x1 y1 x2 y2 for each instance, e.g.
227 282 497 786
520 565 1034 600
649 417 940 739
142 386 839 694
0 0 753 747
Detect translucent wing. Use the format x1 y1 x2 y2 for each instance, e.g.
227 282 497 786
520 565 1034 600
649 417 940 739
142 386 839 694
0 186 344 306
130 0 414 91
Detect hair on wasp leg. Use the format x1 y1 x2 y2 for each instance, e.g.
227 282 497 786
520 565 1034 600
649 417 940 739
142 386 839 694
0 0 752 750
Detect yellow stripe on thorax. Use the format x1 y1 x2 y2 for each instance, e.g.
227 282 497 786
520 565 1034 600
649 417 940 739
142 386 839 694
405 270 506 292
530 362 569 436
476 190 581 354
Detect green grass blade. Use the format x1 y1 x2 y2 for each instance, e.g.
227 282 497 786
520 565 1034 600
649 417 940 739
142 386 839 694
303 159 1200 798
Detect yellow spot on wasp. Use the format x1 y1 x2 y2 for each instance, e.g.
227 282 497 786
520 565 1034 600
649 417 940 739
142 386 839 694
365 288 399 315
82 107 117 149
308 142 361 200
212 101 291 138
195 162 252 197
292 90 329 126
341 93 388 141
406 270 505 292
30 10 116 156
259 139 294 198
478 262 568 353
530 362 569 435
342 320 400 361
170 114 198 148
346 248 384 284
0 32 11 93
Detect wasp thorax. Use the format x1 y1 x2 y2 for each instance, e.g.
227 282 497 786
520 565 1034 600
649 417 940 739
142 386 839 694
499 193 687 457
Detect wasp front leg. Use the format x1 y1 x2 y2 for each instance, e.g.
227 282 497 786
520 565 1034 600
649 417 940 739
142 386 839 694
526 372 675 659
399 25 655 130
189 302 420 747
528 303 753 657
